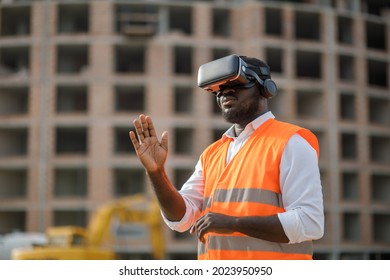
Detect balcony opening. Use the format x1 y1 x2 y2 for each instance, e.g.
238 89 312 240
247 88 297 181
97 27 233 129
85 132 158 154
362 0 390 16
296 90 323 118
0 128 28 157
265 47 283 74
0 46 30 77
341 132 357 160
296 51 321 78
370 136 390 164
114 168 144 196
337 16 353 44
369 97 390 125
57 4 89 34
116 4 158 37
373 214 390 243
174 86 193 114
343 212 360 241
114 127 135 154
0 86 28 115
371 174 390 203
265 7 282 36
0 169 27 198
169 6 192 35
115 46 145 73
56 85 88 113
54 168 87 197
294 11 320 41
115 85 145 112
57 45 88 74
339 55 355 81
53 209 87 227
174 127 193 155
366 21 386 51
0 6 30 37
0 211 26 234
213 8 230 37
367 59 387 87
55 127 87 154
339 92 355 120
174 46 192 75
342 172 359 200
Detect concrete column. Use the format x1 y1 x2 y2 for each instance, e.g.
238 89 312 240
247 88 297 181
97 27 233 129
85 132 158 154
193 3 211 39
90 0 113 36
147 42 172 117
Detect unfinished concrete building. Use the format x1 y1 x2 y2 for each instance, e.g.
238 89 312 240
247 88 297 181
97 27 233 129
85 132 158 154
0 0 389 259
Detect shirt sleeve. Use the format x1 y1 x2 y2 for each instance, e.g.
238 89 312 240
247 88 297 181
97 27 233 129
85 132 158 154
161 159 204 232
277 134 324 244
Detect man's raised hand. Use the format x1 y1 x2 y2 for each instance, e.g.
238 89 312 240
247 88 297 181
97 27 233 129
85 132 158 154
129 114 168 172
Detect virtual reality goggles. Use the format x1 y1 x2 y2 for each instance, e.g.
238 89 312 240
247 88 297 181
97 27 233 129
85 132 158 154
197 54 277 99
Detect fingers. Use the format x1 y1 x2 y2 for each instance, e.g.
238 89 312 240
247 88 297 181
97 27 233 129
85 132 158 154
161 131 168 151
192 213 231 244
129 131 140 150
145 116 157 137
140 115 150 138
132 114 156 142
190 224 205 243
133 117 144 142
193 216 208 243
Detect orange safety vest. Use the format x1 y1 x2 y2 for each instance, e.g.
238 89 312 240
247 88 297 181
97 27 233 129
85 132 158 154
198 119 320 260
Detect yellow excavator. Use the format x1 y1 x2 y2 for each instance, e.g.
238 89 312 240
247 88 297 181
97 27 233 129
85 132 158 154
12 194 165 260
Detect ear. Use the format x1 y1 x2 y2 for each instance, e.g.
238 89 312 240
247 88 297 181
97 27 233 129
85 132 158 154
216 95 222 108
260 79 277 99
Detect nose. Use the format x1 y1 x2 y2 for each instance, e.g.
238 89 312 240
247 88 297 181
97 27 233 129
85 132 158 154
216 88 235 98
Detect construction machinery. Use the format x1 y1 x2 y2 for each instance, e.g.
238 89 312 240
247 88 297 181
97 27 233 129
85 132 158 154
11 194 165 260
0 232 46 259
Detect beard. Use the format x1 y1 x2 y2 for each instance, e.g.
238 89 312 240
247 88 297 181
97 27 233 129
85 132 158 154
221 91 261 124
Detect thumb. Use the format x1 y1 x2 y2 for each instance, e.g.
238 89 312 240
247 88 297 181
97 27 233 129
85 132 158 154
161 131 169 151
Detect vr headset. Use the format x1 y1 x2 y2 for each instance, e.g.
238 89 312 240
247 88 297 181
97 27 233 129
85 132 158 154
197 54 277 99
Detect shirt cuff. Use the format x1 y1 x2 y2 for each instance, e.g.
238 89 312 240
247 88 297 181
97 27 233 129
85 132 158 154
278 210 303 244
161 202 194 233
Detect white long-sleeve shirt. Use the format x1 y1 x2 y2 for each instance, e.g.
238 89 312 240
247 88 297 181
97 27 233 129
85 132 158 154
163 111 324 244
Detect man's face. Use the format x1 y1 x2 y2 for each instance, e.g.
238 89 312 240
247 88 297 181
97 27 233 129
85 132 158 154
216 85 262 125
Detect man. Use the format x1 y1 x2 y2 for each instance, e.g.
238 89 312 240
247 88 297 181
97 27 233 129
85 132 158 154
129 55 324 260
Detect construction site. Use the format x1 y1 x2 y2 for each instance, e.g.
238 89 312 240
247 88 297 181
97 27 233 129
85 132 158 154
0 0 389 260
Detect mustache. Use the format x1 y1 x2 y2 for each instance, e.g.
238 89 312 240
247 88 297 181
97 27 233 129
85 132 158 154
217 90 237 99
221 93 237 100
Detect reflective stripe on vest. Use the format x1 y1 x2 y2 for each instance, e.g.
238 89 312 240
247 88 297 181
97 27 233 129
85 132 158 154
198 236 313 260
202 188 283 211
199 119 320 260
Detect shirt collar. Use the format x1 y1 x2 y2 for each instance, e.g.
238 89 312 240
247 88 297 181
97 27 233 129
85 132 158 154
221 111 275 142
